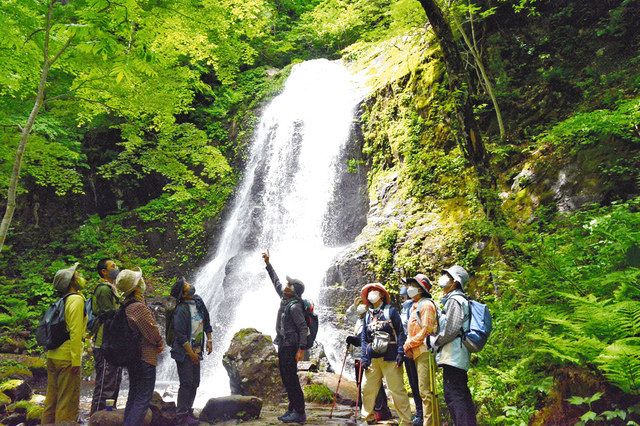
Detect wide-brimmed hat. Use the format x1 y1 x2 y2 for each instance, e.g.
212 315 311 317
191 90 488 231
406 273 432 294
360 283 391 305
116 268 144 297
442 265 469 290
53 262 79 293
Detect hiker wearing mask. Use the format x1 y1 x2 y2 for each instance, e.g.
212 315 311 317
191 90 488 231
403 275 440 426
262 250 309 424
360 283 412 426
115 269 164 426
90 258 123 415
429 266 477 426
399 284 423 426
345 296 392 421
41 263 88 424
170 277 213 425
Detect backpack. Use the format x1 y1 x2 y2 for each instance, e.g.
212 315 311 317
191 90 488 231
165 298 179 346
415 298 440 334
365 306 397 354
452 294 492 353
286 299 319 349
36 294 74 350
102 299 142 366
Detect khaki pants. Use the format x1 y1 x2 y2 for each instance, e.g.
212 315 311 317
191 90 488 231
415 351 441 426
362 357 412 425
42 358 80 424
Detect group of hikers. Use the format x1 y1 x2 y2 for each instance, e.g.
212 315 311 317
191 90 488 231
346 268 479 426
38 259 212 426
37 253 480 426
260 252 480 426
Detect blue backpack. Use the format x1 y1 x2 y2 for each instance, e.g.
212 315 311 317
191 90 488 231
458 296 492 353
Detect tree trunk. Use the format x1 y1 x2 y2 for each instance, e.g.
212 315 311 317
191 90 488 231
0 2 53 253
452 11 506 140
418 0 503 224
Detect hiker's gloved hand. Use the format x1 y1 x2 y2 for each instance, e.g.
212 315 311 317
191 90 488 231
428 335 438 352
395 354 404 367
346 335 360 347
261 250 270 265
361 359 370 370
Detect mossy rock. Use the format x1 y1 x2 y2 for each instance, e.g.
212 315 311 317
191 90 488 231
0 379 32 402
0 390 10 405
0 355 46 381
7 399 44 421
303 383 334 404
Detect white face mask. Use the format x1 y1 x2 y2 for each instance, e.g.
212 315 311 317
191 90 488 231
406 287 420 299
367 290 382 304
438 274 451 288
356 304 367 316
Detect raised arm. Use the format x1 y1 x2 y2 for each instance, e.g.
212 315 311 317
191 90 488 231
263 251 283 298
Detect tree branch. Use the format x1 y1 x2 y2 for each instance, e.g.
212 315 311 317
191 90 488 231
48 34 75 66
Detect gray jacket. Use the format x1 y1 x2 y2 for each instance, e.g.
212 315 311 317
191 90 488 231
266 264 309 349
433 289 470 371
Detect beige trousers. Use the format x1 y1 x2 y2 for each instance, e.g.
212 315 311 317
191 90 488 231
415 351 441 425
41 358 81 424
361 357 412 425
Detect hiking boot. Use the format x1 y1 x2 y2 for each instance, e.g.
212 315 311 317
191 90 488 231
278 410 293 421
185 415 199 426
281 410 306 424
374 409 393 421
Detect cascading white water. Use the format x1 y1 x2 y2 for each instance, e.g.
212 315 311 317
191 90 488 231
156 59 365 405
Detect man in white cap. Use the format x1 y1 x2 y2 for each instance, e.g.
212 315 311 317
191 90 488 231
115 268 164 426
429 265 477 426
41 262 88 424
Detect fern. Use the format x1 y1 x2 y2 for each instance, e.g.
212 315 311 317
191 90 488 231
596 338 640 394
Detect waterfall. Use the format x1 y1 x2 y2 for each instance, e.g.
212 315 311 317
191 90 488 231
156 59 365 404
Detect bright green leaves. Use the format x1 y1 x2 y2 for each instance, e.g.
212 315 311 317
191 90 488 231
99 123 231 197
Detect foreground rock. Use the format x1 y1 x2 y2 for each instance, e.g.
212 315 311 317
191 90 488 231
299 372 358 406
199 395 263 422
88 408 152 425
149 391 177 425
222 328 283 403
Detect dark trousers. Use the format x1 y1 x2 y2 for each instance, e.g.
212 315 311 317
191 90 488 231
278 346 305 414
176 358 201 417
90 348 123 414
354 359 390 413
405 357 423 418
443 365 477 426
124 360 156 426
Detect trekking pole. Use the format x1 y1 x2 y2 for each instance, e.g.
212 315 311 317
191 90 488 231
354 359 364 420
329 344 350 419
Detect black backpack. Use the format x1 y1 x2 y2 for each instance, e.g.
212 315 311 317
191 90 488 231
102 299 142 366
165 298 179 346
36 293 75 350
287 299 319 349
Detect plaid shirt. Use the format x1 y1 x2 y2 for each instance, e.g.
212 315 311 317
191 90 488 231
126 299 164 366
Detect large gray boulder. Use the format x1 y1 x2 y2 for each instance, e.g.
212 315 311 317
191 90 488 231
222 328 283 404
199 395 262 422
149 391 176 426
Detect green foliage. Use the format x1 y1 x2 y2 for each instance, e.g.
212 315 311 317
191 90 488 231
369 226 399 280
540 98 640 152
303 383 334 403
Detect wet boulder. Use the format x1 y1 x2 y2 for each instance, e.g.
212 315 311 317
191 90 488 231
222 328 283 404
199 395 262 422
88 408 152 425
149 391 176 426
299 372 358 406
